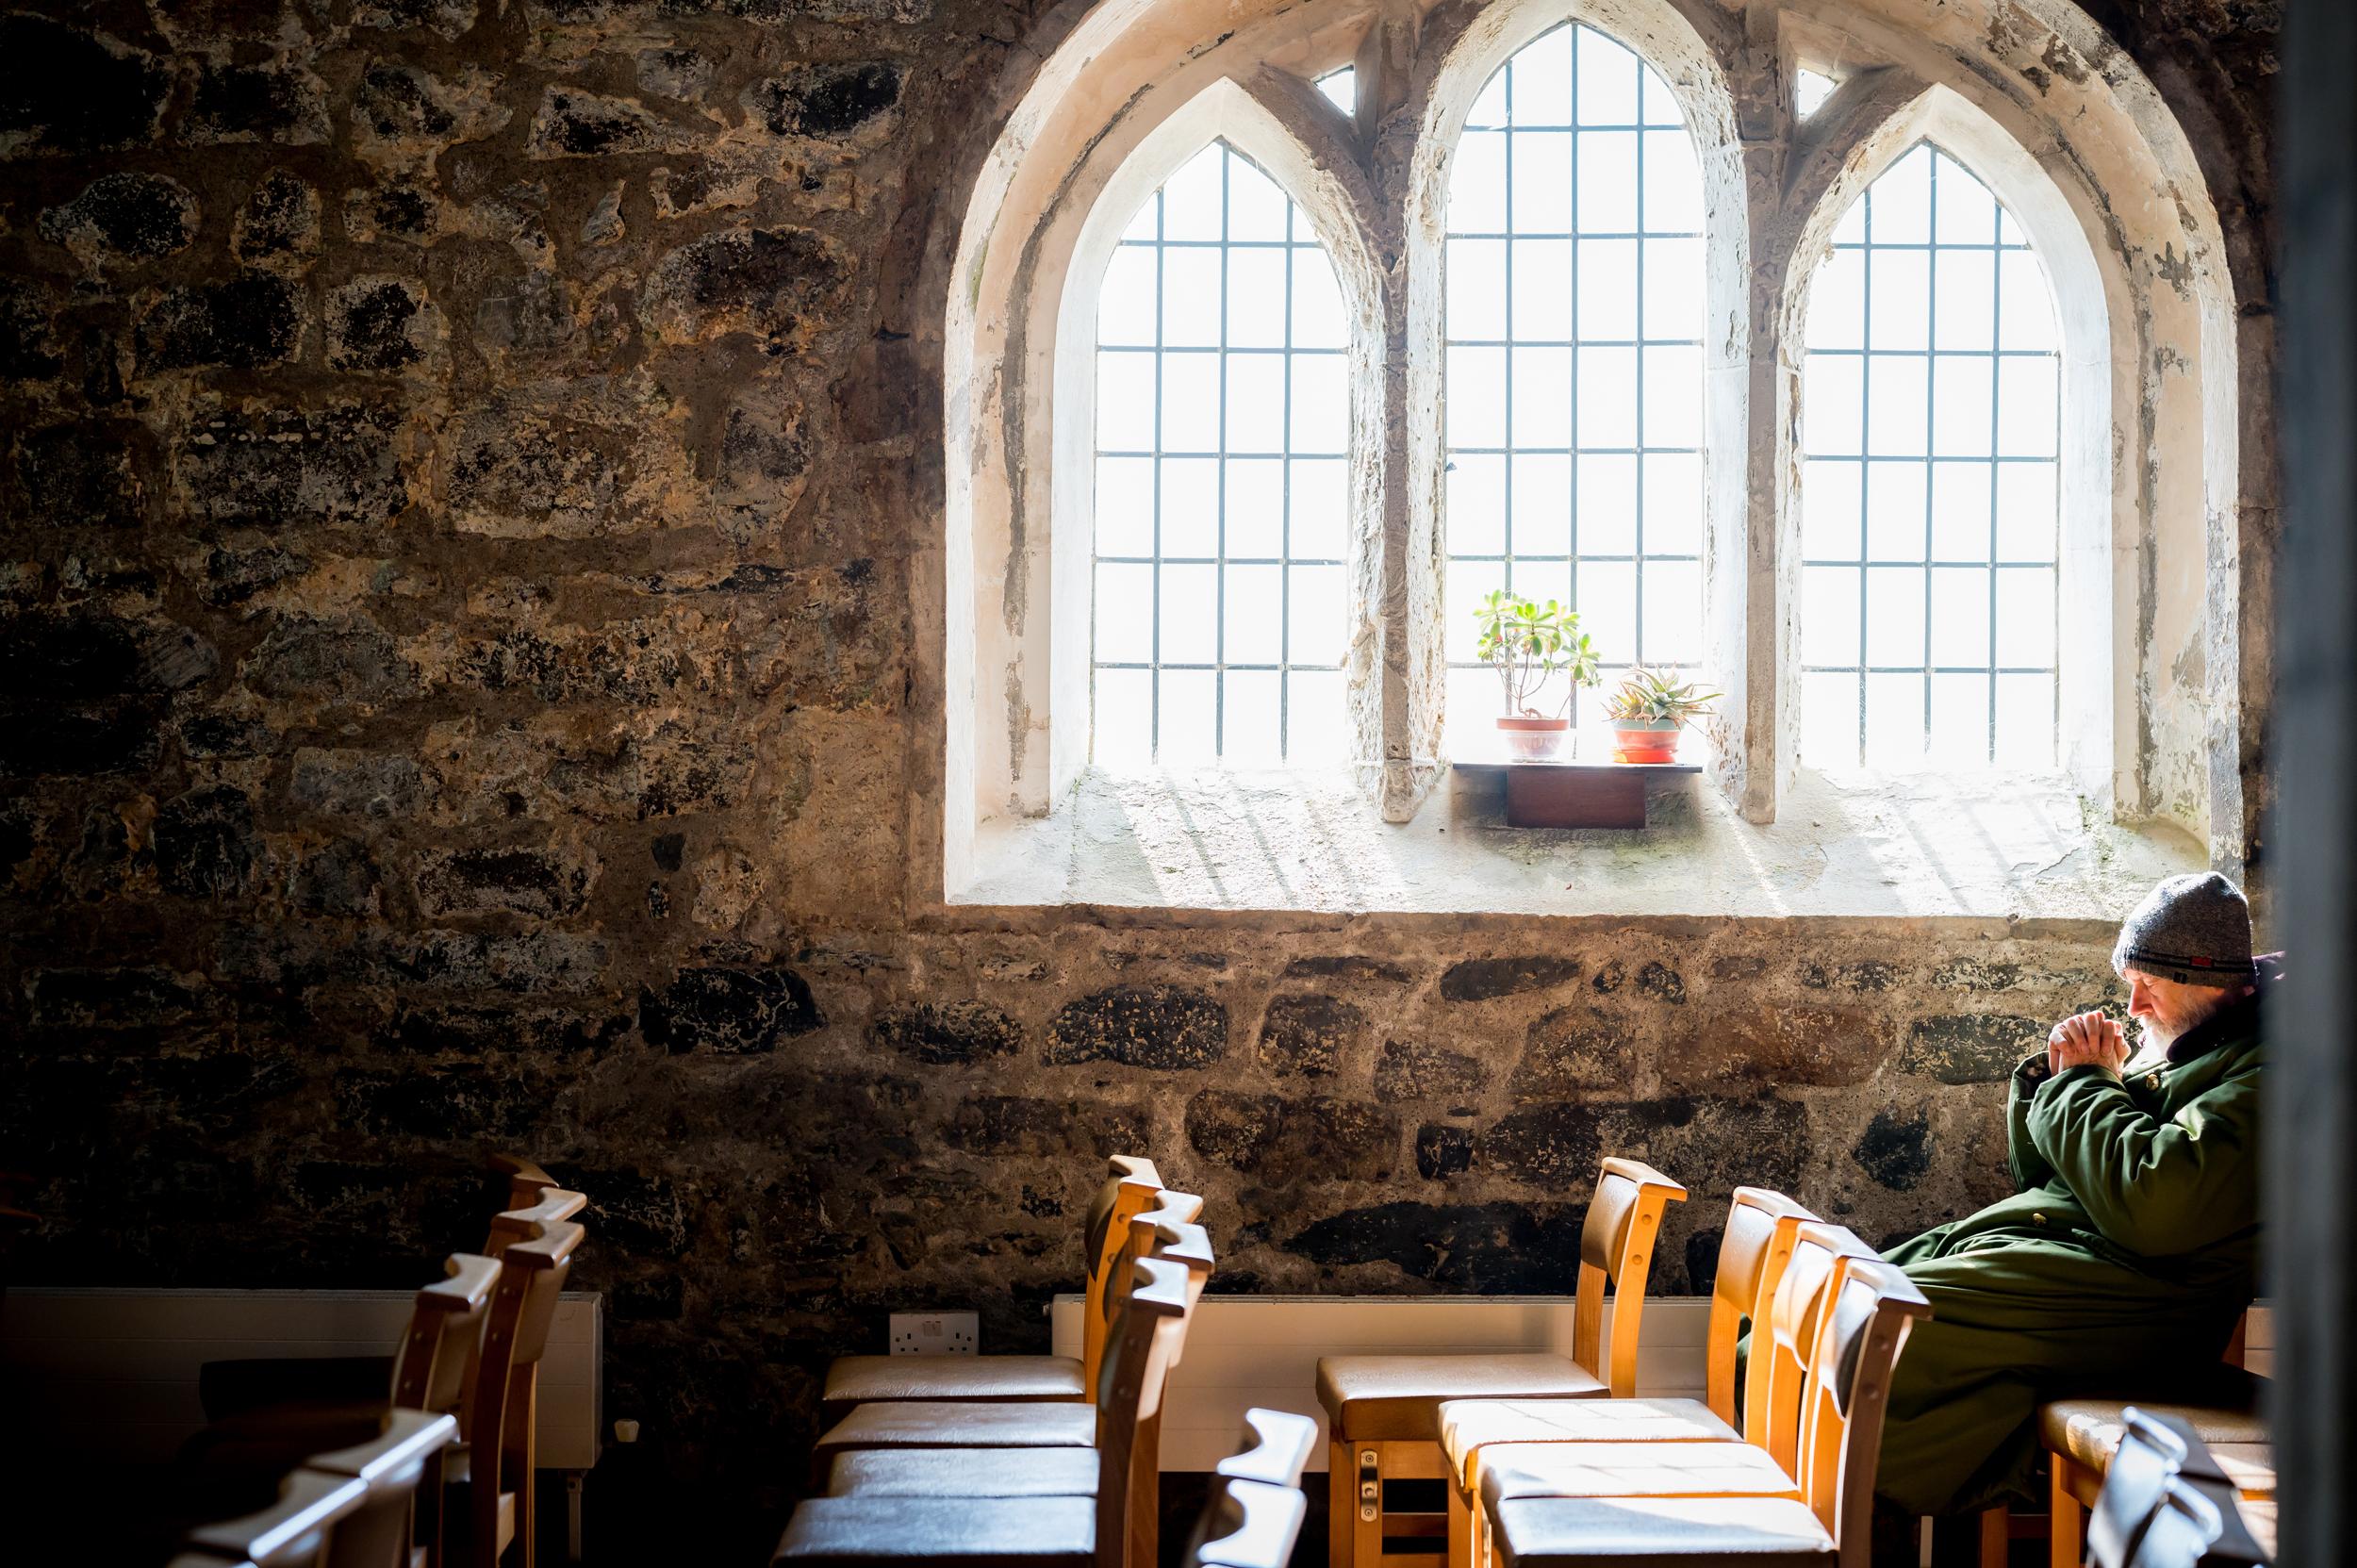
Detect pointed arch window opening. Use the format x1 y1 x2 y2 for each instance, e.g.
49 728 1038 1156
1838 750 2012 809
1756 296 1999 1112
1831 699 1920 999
1316 66 1357 116
1799 141 2064 771
1442 22 1709 740
1090 139 1353 768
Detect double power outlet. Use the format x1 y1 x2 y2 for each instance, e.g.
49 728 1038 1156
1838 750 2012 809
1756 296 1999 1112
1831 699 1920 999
887 1310 980 1356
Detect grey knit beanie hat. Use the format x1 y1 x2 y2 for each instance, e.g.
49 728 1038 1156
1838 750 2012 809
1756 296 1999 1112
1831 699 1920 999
2112 872 2255 987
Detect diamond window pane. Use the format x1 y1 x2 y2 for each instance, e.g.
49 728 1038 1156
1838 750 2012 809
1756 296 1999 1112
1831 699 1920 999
1514 131 1575 233
1511 239 1575 341
1092 141 1359 765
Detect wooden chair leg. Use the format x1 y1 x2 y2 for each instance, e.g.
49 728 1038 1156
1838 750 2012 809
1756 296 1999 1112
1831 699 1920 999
2050 1456 2088 1568
1447 1479 1473 1568
1328 1440 1356 1568
1129 1409 1162 1568
1979 1505 2009 1568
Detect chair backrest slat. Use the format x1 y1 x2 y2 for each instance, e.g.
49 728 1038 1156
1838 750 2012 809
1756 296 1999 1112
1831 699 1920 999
1756 1222 1873 1474
1092 1256 1194 1568
182 1470 370 1568
467 1221 582 1568
1793 1253 1934 1568
1703 1187 1815 1433
487 1154 558 1213
1081 1161 1167 1394
305 1409 461 1568
1215 1409 1319 1489
1189 1478 1308 1568
388 1253 501 1414
1571 1158 1688 1398
484 1188 587 1259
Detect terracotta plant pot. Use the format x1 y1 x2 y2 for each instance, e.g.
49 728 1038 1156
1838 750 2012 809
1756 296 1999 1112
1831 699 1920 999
1611 718 1682 764
1497 715 1571 759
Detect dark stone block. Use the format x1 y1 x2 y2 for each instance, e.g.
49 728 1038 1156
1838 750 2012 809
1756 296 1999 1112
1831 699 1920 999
1256 994 1364 1077
547 1164 690 1259
1685 1226 1723 1294
651 833 685 871
642 225 847 347
1440 955 1580 1001
1710 954 1768 981
1481 1101 1605 1186
528 89 692 156
11 423 152 528
234 171 321 260
1658 1006 1888 1091
178 404 407 529
25 966 204 1028
137 274 302 372
871 1001 1023 1064
385 1003 630 1055
1591 961 1625 993
752 62 904 138
155 784 258 898
288 839 381 916
0 614 216 698
1637 961 1686 1003
327 278 429 372
1 701 165 776
1415 1123 1475 1180
1279 955 1412 983
1853 1108 1932 1190
1510 1006 1638 1099
350 183 435 242
1373 1039 1491 1102
943 1096 1151 1160
186 63 326 144
204 546 312 606
1187 1090 1399 1183
0 279 61 379
1899 1015 2040 1083
336 1063 544 1142
1284 1200 1584 1291
641 966 823 1053
353 61 459 142
1599 1095 1811 1197
1800 960 1901 991
289 749 425 817
416 847 595 918
1046 985 1226 1069
242 617 415 705
0 17 167 156
181 714 275 758
39 173 199 264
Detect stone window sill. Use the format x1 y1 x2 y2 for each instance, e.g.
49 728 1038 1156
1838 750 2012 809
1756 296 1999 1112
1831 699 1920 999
948 764 2203 918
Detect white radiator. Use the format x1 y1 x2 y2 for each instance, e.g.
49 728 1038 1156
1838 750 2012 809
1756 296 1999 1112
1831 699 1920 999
0 1287 604 1471
1050 1294 1710 1472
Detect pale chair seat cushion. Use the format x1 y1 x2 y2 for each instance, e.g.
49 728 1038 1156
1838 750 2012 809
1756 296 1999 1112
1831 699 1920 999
2039 1397 2270 1475
1316 1354 1605 1442
1440 1398 1741 1486
814 1399 1099 1461
776 1495 1097 1566
822 1355 1086 1422
828 1446 1100 1497
1479 1442 1801 1505
1492 1494 1835 1568
2208 1443 2279 1497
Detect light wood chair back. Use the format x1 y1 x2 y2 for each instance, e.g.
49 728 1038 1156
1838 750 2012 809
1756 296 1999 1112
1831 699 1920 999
2121 1477 2268 1568
464 1220 582 1568
483 1187 587 1258
1701 1186 1816 1435
2089 1410 2239 1568
1092 1191 1200 1373
1793 1254 1934 1568
1080 1158 1168 1392
1570 1158 1688 1398
1091 1256 1195 1568
173 1470 369 1568
1755 1222 1876 1475
1188 1479 1308 1568
487 1154 558 1213
1215 1408 1319 1488
305 1408 461 1568
387 1253 502 1416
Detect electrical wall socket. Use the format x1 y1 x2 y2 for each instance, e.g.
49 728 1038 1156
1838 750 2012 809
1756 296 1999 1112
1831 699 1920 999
888 1311 979 1356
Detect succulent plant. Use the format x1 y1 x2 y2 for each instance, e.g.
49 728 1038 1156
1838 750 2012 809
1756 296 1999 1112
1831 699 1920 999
1603 667 1722 726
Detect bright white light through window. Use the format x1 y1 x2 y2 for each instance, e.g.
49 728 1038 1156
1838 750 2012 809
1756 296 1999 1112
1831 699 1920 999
1797 69 1836 118
1093 141 1352 768
1317 67 1356 116
1800 143 2061 770
1443 23 1707 736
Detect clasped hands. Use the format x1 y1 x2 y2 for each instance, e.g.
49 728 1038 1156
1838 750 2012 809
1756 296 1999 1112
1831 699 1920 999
2047 1010 2129 1078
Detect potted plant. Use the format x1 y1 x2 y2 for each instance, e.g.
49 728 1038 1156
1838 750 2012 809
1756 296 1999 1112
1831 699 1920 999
1474 588 1601 758
1603 667 1722 764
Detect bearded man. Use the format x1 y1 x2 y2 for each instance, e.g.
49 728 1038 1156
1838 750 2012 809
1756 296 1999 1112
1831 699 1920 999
1874 871 2268 1518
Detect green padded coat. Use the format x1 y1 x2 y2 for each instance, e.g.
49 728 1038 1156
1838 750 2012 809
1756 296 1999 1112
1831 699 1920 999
1874 983 2265 1516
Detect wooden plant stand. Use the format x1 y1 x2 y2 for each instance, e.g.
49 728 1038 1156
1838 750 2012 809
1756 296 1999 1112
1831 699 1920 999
1449 755 1701 828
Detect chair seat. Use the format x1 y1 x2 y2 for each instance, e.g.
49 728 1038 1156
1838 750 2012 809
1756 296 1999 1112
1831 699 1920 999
1440 1399 1741 1487
775 1495 1097 1566
1316 1354 1606 1442
1480 1443 1801 1505
2039 1397 2271 1474
1491 1494 1835 1568
822 1356 1086 1423
2209 1444 2279 1497
814 1400 1099 1465
829 1446 1100 1498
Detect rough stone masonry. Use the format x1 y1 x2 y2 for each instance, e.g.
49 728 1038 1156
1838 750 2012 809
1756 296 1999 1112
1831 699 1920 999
0 0 2278 1549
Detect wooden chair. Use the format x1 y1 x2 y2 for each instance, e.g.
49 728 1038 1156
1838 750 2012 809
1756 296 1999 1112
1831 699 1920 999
820 1155 1164 1425
1186 1412 1322 1568
1317 1158 1688 1568
307 1408 463 1568
1435 1190 1821 1567
2118 1478 2269 1568
775 1254 1196 1568
452 1218 582 1568
170 1471 371 1568
1481 1253 1933 1568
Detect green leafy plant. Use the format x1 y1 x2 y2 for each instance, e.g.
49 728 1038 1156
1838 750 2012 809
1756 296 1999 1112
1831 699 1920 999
1474 589 1601 718
1603 667 1723 727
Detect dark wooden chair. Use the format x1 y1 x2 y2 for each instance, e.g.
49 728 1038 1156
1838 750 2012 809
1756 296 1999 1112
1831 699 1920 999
170 1471 370 1568
308 1408 463 1568
453 1219 582 1568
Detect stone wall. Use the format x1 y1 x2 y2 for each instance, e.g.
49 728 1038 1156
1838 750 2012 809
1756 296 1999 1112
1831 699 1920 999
0 0 2276 1551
